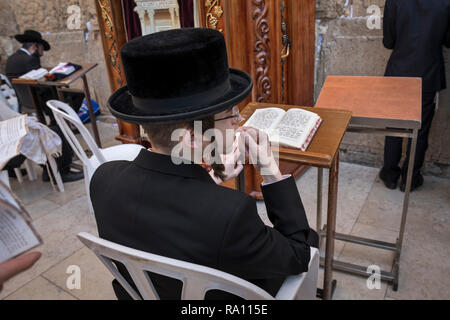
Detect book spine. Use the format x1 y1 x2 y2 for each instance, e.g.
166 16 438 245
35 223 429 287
301 118 323 152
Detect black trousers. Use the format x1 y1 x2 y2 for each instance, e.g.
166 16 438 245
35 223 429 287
382 91 437 181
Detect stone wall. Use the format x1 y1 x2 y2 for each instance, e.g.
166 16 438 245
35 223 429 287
315 0 450 177
0 0 111 111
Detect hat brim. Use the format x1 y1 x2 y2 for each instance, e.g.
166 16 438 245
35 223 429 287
15 34 51 51
107 68 253 125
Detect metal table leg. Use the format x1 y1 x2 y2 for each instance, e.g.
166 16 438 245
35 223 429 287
81 75 102 148
323 152 339 300
317 168 323 237
393 128 419 290
316 128 419 292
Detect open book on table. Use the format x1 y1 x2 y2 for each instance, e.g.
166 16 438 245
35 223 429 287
243 107 323 151
0 179 42 263
19 68 48 80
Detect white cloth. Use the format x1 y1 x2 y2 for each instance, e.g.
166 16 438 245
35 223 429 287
20 117 62 165
0 101 62 164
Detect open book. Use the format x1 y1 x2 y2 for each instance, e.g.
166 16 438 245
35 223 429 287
49 62 75 76
244 107 322 151
0 115 28 169
19 68 48 80
0 179 42 263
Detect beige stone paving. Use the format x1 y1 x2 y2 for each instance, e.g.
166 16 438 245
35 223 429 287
1 122 449 300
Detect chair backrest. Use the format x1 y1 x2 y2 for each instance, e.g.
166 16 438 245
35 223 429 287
77 232 279 300
46 100 106 170
0 74 18 112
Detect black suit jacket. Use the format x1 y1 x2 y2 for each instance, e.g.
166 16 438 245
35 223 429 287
383 0 450 93
5 50 42 111
90 150 318 300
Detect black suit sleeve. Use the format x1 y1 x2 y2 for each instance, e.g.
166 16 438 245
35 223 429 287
218 176 317 280
383 0 396 49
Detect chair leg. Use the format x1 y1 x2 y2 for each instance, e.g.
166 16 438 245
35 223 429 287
0 170 11 188
13 168 24 183
83 165 94 215
24 159 37 181
47 155 65 193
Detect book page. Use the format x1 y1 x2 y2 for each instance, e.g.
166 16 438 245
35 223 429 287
243 108 286 134
0 199 41 263
0 180 30 219
19 68 48 80
272 109 319 149
49 62 68 74
0 140 22 170
0 115 28 169
0 115 27 144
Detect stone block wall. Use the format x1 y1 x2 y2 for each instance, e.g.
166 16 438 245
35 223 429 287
315 0 450 177
0 0 110 112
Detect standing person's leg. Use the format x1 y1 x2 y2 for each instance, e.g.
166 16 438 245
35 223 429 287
380 136 403 189
400 91 437 191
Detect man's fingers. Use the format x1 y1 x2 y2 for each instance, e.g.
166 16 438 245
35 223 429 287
0 252 41 284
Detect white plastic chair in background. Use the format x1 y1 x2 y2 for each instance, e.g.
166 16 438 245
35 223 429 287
12 159 37 183
78 232 320 300
0 74 19 113
47 100 145 214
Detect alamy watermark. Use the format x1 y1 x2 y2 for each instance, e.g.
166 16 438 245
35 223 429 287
367 4 382 30
66 265 81 290
67 5 81 30
367 265 381 290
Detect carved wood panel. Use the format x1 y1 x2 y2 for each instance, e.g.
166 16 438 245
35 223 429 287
96 0 142 145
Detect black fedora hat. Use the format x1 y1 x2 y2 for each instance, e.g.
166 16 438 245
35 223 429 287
108 28 253 124
15 30 51 51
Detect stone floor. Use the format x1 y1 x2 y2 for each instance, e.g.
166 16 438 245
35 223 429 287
1 119 449 300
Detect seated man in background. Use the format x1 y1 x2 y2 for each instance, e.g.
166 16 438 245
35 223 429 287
90 28 318 300
5 30 83 183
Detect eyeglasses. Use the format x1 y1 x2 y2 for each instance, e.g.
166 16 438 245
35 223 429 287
214 107 242 122
214 113 241 122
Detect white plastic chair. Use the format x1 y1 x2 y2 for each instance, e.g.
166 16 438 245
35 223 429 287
47 100 145 213
77 232 320 300
0 74 19 113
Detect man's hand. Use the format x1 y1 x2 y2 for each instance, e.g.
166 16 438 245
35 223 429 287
238 127 283 184
205 137 244 184
0 252 41 292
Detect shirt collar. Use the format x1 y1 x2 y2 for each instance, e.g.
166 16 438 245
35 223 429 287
19 48 31 56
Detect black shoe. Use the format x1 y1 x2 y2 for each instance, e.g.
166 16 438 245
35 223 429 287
379 170 399 190
61 170 84 183
400 174 424 193
42 169 84 183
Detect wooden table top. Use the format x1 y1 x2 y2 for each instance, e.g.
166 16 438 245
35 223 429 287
315 76 422 129
241 102 352 168
11 62 98 87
